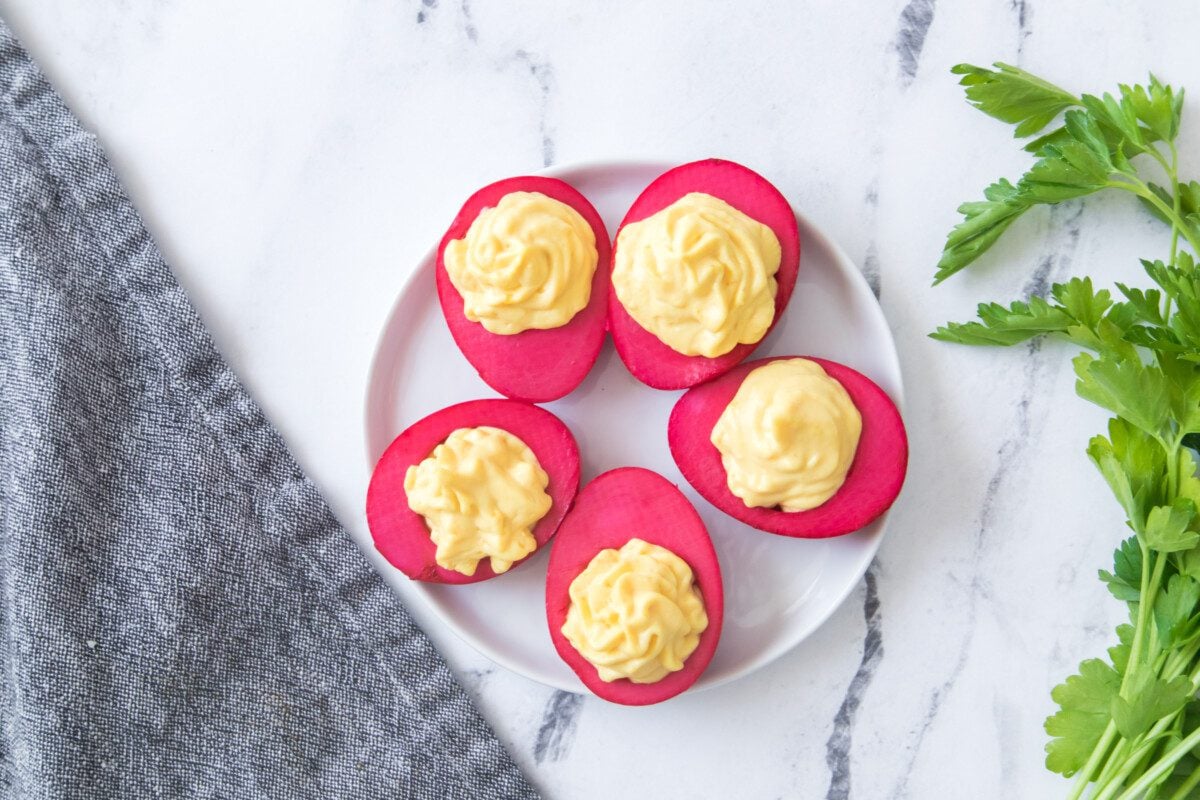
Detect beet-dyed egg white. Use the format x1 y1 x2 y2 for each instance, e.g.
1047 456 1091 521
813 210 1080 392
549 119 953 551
608 159 801 390
367 399 580 584
436 176 611 402
545 468 724 705
669 357 908 537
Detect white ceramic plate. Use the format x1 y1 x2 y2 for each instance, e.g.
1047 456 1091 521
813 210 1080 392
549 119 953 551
364 160 904 694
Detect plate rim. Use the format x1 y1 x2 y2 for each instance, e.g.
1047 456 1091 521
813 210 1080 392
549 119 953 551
362 158 905 695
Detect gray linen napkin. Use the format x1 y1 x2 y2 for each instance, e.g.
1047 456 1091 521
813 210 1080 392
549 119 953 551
0 19 538 800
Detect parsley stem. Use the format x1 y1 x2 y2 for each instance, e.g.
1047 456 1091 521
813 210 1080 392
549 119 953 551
1145 144 1176 187
1114 725 1200 800
1071 722 1119 800
1096 549 1170 791
1077 545 1161 796
1124 177 1200 257
1095 738 1163 800
1167 766 1200 800
1168 141 1181 271
1127 550 1167 693
1095 737 1133 790
1160 639 1200 686
1079 544 1168 799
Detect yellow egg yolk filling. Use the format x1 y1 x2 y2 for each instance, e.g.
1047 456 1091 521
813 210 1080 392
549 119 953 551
711 359 862 512
561 538 708 684
443 191 598 335
612 192 781 358
404 426 551 576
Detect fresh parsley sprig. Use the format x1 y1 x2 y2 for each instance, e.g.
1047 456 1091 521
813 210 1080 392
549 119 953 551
934 64 1199 285
933 63 1200 800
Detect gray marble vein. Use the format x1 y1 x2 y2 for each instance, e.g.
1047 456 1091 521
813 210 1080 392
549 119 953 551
416 0 437 25
862 244 882 299
532 690 584 764
1012 0 1033 52
1022 254 1054 301
993 696 1021 788
459 0 478 43
824 563 884 800
463 666 495 683
512 49 556 167
889 641 971 799
861 182 882 297
895 0 937 85
451 8 554 167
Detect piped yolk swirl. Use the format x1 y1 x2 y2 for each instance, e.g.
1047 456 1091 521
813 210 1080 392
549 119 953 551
443 191 597 335
561 538 708 684
404 426 551 576
612 192 780 357
711 359 862 512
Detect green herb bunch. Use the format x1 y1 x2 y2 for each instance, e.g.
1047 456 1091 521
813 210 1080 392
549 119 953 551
933 64 1200 799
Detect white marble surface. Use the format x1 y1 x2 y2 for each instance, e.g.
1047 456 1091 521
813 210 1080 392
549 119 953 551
4 2 1200 797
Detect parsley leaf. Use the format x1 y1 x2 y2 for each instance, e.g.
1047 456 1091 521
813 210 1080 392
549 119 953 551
930 296 1074 345
952 63 1080 138
1109 623 1135 674
1165 361 1200 436
1116 283 1166 326
1144 499 1200 553
1178 450 1200 508
1018 131 1116 204
1100 536 1144 603
1046 659 1121 776
1123 325 1187 353
1124 76 1184 144
1154 574 1200 647
1080 92 1149 157
1111 672 1193 740
1144 257 1200 353
933 180 1029 283
1074 352 1171 440
1183 183 1200 216
1087 418 1166 530
1023 125 1075 155
1054 277 1112 328
935 112 1129 281
931 278 1129 348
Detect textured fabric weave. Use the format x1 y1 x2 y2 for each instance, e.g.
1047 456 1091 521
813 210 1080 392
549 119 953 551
0 19 537 800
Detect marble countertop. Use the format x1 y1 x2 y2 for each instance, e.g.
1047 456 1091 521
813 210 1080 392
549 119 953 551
5 1 1199 797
